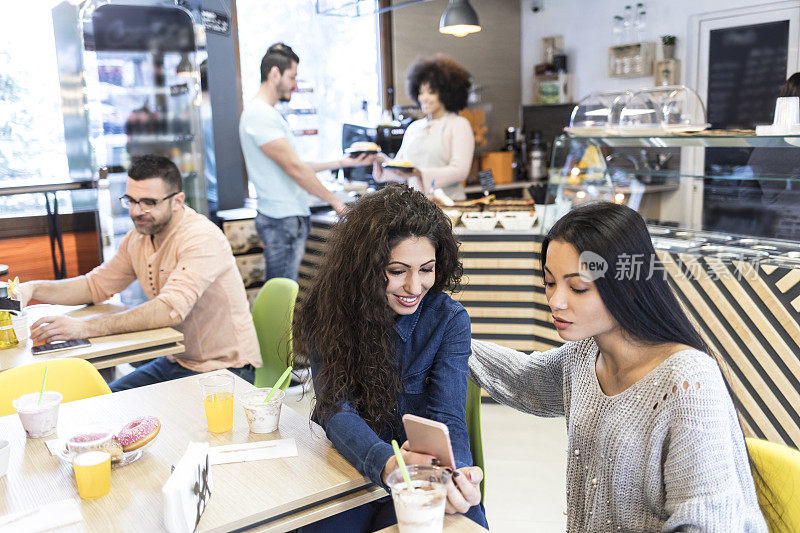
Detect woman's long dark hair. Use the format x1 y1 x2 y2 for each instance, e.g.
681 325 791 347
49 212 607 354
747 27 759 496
542 201 708 351
294 184 462 432
543 202 780 527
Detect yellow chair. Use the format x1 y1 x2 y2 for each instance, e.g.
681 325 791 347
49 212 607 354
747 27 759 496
0 359 111 417
746 437 800 532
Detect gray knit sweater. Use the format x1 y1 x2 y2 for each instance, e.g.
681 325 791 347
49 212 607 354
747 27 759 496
469 338 767 532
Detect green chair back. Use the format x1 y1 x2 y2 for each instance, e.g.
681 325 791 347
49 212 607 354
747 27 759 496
466 377 485 500
251 277 299 389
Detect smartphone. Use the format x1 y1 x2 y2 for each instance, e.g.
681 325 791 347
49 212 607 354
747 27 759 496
31 339 90 355
402 413 456 468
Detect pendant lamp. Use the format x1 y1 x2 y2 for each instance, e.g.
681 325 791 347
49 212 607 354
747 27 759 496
439 0 481 37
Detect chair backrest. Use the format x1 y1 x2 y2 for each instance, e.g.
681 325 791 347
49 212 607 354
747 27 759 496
466 377 485 500
0 358 111 417
251 277 299 389
746 437 800 532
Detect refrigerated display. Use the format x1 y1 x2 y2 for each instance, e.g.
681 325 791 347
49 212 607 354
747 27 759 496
56 0 208 261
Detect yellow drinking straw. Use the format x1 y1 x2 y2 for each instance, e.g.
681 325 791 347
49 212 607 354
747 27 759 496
391 439 414 491
262 366 293 403
38 364 49 406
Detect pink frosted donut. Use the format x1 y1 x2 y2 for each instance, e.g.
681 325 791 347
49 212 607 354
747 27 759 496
116 416 161 452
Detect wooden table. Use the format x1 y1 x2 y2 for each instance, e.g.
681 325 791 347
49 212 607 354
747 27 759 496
0 303 184 372
0 372 383 532
376 514 489 532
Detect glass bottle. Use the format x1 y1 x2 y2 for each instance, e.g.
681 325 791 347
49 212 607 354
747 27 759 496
612 15 624 45
622 5 634 44
0 294 20 350
635 7 647 42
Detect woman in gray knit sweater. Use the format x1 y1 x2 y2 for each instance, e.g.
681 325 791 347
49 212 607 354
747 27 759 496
469 202 769 532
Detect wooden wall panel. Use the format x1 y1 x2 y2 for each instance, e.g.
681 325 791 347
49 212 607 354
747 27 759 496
0 231 101 282
390 0 522 151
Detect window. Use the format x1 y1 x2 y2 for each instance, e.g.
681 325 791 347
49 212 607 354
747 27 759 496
0 4 73 217
236 0 381 164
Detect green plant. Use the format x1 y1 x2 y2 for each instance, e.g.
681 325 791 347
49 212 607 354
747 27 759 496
661 35 676 46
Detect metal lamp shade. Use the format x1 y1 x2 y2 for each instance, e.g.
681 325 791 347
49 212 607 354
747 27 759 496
439 0 481 37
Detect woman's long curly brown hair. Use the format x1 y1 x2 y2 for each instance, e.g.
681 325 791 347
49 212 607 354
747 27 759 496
294 184 463 431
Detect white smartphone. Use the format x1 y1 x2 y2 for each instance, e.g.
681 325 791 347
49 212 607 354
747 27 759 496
402 413 456 468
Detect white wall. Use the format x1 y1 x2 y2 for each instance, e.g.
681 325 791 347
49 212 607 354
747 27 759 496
520 0 761 104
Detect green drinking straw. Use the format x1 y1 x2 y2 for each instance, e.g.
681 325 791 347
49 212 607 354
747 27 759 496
391 439 414 491
38 364 49 406
262 366 293 403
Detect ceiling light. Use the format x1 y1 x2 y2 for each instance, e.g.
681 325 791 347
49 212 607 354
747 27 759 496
439 0 481 37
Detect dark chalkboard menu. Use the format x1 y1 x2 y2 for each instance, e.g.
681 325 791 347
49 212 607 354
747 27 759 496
706 20 789 129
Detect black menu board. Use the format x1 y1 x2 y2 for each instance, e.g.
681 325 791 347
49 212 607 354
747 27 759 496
706 20 789 129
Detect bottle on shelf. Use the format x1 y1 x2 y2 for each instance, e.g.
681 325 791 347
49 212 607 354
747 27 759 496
623 5 634 43
612 15 624 45
635 5 647 42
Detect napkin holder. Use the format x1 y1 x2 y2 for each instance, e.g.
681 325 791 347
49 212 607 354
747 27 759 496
163 442 213 533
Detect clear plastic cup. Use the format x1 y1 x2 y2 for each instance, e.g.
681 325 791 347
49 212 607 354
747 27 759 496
200 374 234 433
12 391 62 438
0 440 9 479
387 465 450 533
240 388 285 433
66 427 120 462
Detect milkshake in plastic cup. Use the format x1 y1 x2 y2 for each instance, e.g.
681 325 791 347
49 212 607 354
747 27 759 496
387 465 450 533
240 388 285 433
12 391 62 438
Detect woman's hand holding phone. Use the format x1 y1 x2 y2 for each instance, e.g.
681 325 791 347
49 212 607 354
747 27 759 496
395 441 483 514
444 466 483 514
380 445 437 485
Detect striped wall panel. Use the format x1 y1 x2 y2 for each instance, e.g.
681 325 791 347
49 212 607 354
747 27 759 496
658 252 800 448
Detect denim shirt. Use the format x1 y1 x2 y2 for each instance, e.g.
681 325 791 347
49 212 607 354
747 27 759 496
309 291 487 527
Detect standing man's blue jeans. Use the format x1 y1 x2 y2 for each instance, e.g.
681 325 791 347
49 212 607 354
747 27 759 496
255 213 311 281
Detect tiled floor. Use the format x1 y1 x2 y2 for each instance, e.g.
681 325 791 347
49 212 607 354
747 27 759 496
283 391 568 532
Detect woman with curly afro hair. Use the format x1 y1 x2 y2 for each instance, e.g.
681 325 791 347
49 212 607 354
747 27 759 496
295 184 487 531
375 55 474 200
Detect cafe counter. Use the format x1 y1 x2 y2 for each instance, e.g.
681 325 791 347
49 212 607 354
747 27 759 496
218 207 800 451
296 213 800 452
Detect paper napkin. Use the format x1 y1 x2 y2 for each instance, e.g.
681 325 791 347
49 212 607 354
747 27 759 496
208 438 298 465
163 442 212 533
0 499 83 532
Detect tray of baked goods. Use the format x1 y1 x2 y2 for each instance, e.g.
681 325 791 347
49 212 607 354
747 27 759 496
437 196 537 231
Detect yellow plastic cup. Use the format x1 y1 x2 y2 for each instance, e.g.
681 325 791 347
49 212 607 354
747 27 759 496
73 451 111 499
200 374 234 433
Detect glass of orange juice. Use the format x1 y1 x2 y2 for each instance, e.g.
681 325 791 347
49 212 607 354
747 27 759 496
73 451 111 499
200 374 234 433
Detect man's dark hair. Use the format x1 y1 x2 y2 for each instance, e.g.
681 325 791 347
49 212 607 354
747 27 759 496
128 154 182 193
406 54 472 113
260 42 299 83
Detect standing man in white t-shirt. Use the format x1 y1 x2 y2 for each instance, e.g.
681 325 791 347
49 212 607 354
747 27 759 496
239 42 372 281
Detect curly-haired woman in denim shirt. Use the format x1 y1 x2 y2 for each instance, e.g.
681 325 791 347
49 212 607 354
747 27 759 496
295 184 487 531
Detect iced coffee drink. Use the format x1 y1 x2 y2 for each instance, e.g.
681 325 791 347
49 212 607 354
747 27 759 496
387 465 450 533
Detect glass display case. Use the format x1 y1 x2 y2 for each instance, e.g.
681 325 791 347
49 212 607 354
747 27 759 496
545 132 800 266
79 0 207 258
545 132 800 449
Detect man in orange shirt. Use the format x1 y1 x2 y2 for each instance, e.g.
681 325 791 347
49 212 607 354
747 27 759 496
17 155 261 391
